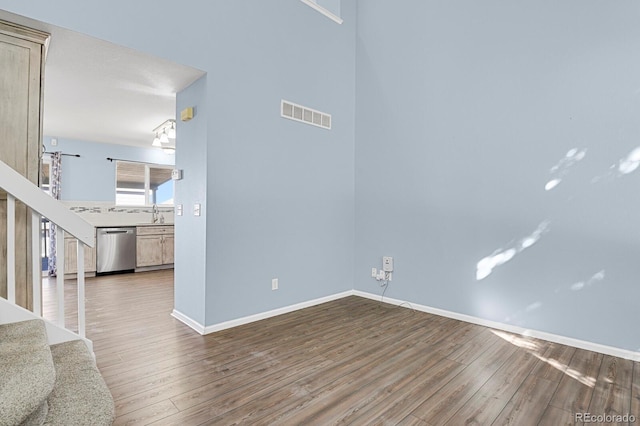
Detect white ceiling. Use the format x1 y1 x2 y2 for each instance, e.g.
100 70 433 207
0 10 205 148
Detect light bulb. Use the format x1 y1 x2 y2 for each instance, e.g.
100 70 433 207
159 130 169 144
152 133 161 147
168 122 176 139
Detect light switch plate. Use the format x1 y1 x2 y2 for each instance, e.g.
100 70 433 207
176 204 183 216
194 203 201 216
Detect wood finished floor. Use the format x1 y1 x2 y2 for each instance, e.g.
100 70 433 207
42 270 640 425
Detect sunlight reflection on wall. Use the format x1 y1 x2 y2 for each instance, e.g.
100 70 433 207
476 220 550 280
477 145 640 283
544 148 587 191
592 146 640 183
570 270 605 291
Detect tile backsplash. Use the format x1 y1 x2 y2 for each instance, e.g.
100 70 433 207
63 201 174 227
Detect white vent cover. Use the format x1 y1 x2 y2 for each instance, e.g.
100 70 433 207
281 100 331 130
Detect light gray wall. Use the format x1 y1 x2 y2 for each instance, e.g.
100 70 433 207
174 75 207 325
42 136 173 202
355 0 640 351
203 1 356 324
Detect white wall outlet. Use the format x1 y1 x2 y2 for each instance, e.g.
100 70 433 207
382 256 394 272
371 268 377 278
272 278 278 290
51 138 58 146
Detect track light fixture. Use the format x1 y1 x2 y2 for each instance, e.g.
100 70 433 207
152 119 176 152
152 133 161 147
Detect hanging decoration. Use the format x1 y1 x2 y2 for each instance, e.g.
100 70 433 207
48 152 62 276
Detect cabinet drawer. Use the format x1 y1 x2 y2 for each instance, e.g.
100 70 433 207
136 225 174 236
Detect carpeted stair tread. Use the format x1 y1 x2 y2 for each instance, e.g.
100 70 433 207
44 340 115 426
20 401 48 426
0 320 56 426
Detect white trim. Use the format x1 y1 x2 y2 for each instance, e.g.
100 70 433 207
0 160 94 246
171 309 206 335
7 194 15 303
76 241 86 338
172 291 353 335
299 0 343 24
203 291 353 334
353 290 640 362
56 227 65 328
31 212 41 317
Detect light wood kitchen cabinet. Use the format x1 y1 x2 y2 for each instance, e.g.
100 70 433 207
63 234 96 276
136 225 174 269
161 235 174 264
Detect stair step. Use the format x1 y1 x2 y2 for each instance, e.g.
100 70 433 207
44 340 115 426
0 319 56 426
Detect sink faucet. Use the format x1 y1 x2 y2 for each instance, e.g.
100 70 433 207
152 204 159 223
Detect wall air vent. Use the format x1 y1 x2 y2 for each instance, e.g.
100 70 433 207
281 100 331 130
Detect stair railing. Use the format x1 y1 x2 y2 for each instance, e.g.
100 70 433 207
0 160 94 338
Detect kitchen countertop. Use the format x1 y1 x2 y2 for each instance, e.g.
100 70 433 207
83 218 174 228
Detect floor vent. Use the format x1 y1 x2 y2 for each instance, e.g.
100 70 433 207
281 100 331 130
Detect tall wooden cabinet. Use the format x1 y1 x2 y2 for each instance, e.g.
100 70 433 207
0 20 49 310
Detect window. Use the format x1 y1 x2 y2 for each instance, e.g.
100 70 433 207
115 161 174 206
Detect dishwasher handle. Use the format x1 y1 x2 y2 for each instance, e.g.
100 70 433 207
98 228 136 235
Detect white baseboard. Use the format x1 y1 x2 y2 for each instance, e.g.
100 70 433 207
353 290 640 362
202 291 353 334
172 289 640 361
171 291 354 336
171 309 205 335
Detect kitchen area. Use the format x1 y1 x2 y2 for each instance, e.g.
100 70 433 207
58 201 175 279
41 143 179 279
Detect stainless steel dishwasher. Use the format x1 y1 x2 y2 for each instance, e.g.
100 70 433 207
96 227 136 274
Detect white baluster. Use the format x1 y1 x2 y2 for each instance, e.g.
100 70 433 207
56 227 65 327
31 211 41 316
7 194 15 303
77 241 86 338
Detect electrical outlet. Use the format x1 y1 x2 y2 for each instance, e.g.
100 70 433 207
272 278 278 290
371 268 377 278
382 256 394 272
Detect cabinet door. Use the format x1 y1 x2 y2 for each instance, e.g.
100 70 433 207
64 239 78 273
136 235 163 267
0 25 48 309
162 235 174 265
63 238 96 274
85 244 97 272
